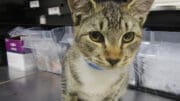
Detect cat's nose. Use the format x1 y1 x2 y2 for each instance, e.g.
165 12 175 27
106 59 120 66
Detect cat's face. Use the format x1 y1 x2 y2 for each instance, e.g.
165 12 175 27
76 6 142 69
68 0 154 69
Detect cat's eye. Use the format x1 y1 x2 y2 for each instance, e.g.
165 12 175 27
122 32 135 43
89 31 104 43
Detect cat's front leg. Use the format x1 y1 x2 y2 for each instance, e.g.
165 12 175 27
61 93 70 101
61 93 78 101
103 98 121 101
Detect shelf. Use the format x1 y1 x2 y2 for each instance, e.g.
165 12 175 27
145 10 180 31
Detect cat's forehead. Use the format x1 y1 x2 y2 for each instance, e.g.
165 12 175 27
90 3 135 26
80 1 140 35
83 11 137 32
101 2 123 30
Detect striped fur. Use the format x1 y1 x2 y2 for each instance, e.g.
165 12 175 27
61 0 154 101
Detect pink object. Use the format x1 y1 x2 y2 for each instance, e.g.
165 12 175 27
5 38 31 53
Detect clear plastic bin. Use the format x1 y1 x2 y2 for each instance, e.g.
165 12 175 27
18 27 73 74
133 30 180 94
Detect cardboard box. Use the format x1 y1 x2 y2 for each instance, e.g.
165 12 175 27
7 52 36 72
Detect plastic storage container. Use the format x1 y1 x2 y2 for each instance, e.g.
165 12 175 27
133 31 180 94
21 27 73 74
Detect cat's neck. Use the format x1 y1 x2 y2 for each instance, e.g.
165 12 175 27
84 60 104 71
79 56 128 75
72 45 129 74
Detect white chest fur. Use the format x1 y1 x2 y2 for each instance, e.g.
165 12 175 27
73 57 127 98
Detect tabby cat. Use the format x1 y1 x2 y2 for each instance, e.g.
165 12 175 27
62 0 154 101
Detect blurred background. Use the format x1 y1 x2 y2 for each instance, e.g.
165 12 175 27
0 0 180 101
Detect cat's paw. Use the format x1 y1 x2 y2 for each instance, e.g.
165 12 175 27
61 94 78 101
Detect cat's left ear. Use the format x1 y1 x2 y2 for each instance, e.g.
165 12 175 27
125 0 154 26
67 0 97 26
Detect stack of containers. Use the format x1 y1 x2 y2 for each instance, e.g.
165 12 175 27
22 26 73 74
5 27 36 72
133 30 180 95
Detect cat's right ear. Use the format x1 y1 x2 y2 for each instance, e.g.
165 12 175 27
67 0 97 26
123 0 154 26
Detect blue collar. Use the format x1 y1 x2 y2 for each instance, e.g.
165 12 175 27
85 60 104 71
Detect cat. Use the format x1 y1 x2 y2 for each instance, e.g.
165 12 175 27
61 0 154 101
